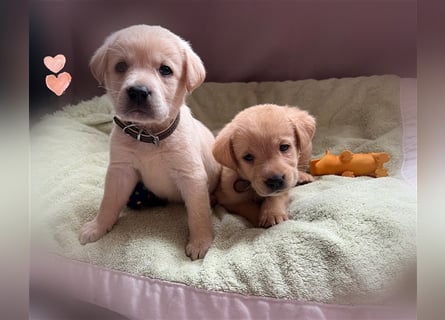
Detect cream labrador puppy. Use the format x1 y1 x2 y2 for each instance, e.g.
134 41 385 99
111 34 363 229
212 104 315 227
79 25 221 260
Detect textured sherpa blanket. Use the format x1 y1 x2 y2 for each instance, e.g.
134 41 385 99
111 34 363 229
30 75 416 304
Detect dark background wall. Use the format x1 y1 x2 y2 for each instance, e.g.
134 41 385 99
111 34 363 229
29 0 416 121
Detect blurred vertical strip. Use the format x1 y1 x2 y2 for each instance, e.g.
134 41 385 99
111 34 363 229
0 0 29 319
418 0 445 319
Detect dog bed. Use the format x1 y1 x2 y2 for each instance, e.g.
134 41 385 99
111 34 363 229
30 75 416 319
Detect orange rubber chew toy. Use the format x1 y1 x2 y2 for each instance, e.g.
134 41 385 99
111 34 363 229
310 150 390 178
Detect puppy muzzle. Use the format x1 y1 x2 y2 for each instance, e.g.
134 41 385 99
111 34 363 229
122 85 157 120
264 174 285 192
127 85 151 105
252 174 289 197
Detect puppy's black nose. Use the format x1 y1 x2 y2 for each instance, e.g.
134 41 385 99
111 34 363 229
264 175 285 191
127 86 151 105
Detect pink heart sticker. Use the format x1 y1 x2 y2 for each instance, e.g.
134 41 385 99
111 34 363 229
43 54 66 73
45 72 72 96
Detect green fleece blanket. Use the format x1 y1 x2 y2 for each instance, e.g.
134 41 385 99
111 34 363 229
31 75 416 304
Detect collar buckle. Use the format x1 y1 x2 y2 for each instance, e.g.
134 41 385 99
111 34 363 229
113 113 180 146
151 135 160 146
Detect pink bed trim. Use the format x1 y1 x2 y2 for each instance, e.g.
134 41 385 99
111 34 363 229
31 253 415 320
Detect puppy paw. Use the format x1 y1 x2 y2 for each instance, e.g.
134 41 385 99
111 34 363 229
297 171 314 185
258 210 289 227
185 235 213 260
79 219 109 245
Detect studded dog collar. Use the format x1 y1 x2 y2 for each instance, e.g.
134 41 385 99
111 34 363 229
113 113 180 146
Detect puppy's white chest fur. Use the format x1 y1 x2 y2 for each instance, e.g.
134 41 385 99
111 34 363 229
109 107 218 202
110 129 184 202
137 145 182 201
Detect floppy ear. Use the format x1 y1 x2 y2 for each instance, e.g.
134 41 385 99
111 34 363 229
287 107 316 150
212 124 238 171
182 42 206 93
89 46 108 85
89 32 117 85
287 107 316 169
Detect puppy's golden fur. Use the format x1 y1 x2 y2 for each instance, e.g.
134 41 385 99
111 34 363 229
212 104 315 227
79 25 221 260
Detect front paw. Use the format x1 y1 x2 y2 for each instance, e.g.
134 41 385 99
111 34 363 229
297 171 314 185
258 210 288 227
185 235 213 260
79 219 109 245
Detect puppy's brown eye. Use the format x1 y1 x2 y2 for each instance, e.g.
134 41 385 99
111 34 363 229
243 154 254 162
280 144 290 152
159 65 173 76
115 61 128 73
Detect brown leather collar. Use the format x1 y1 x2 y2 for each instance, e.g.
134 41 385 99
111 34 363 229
113 114 180 146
